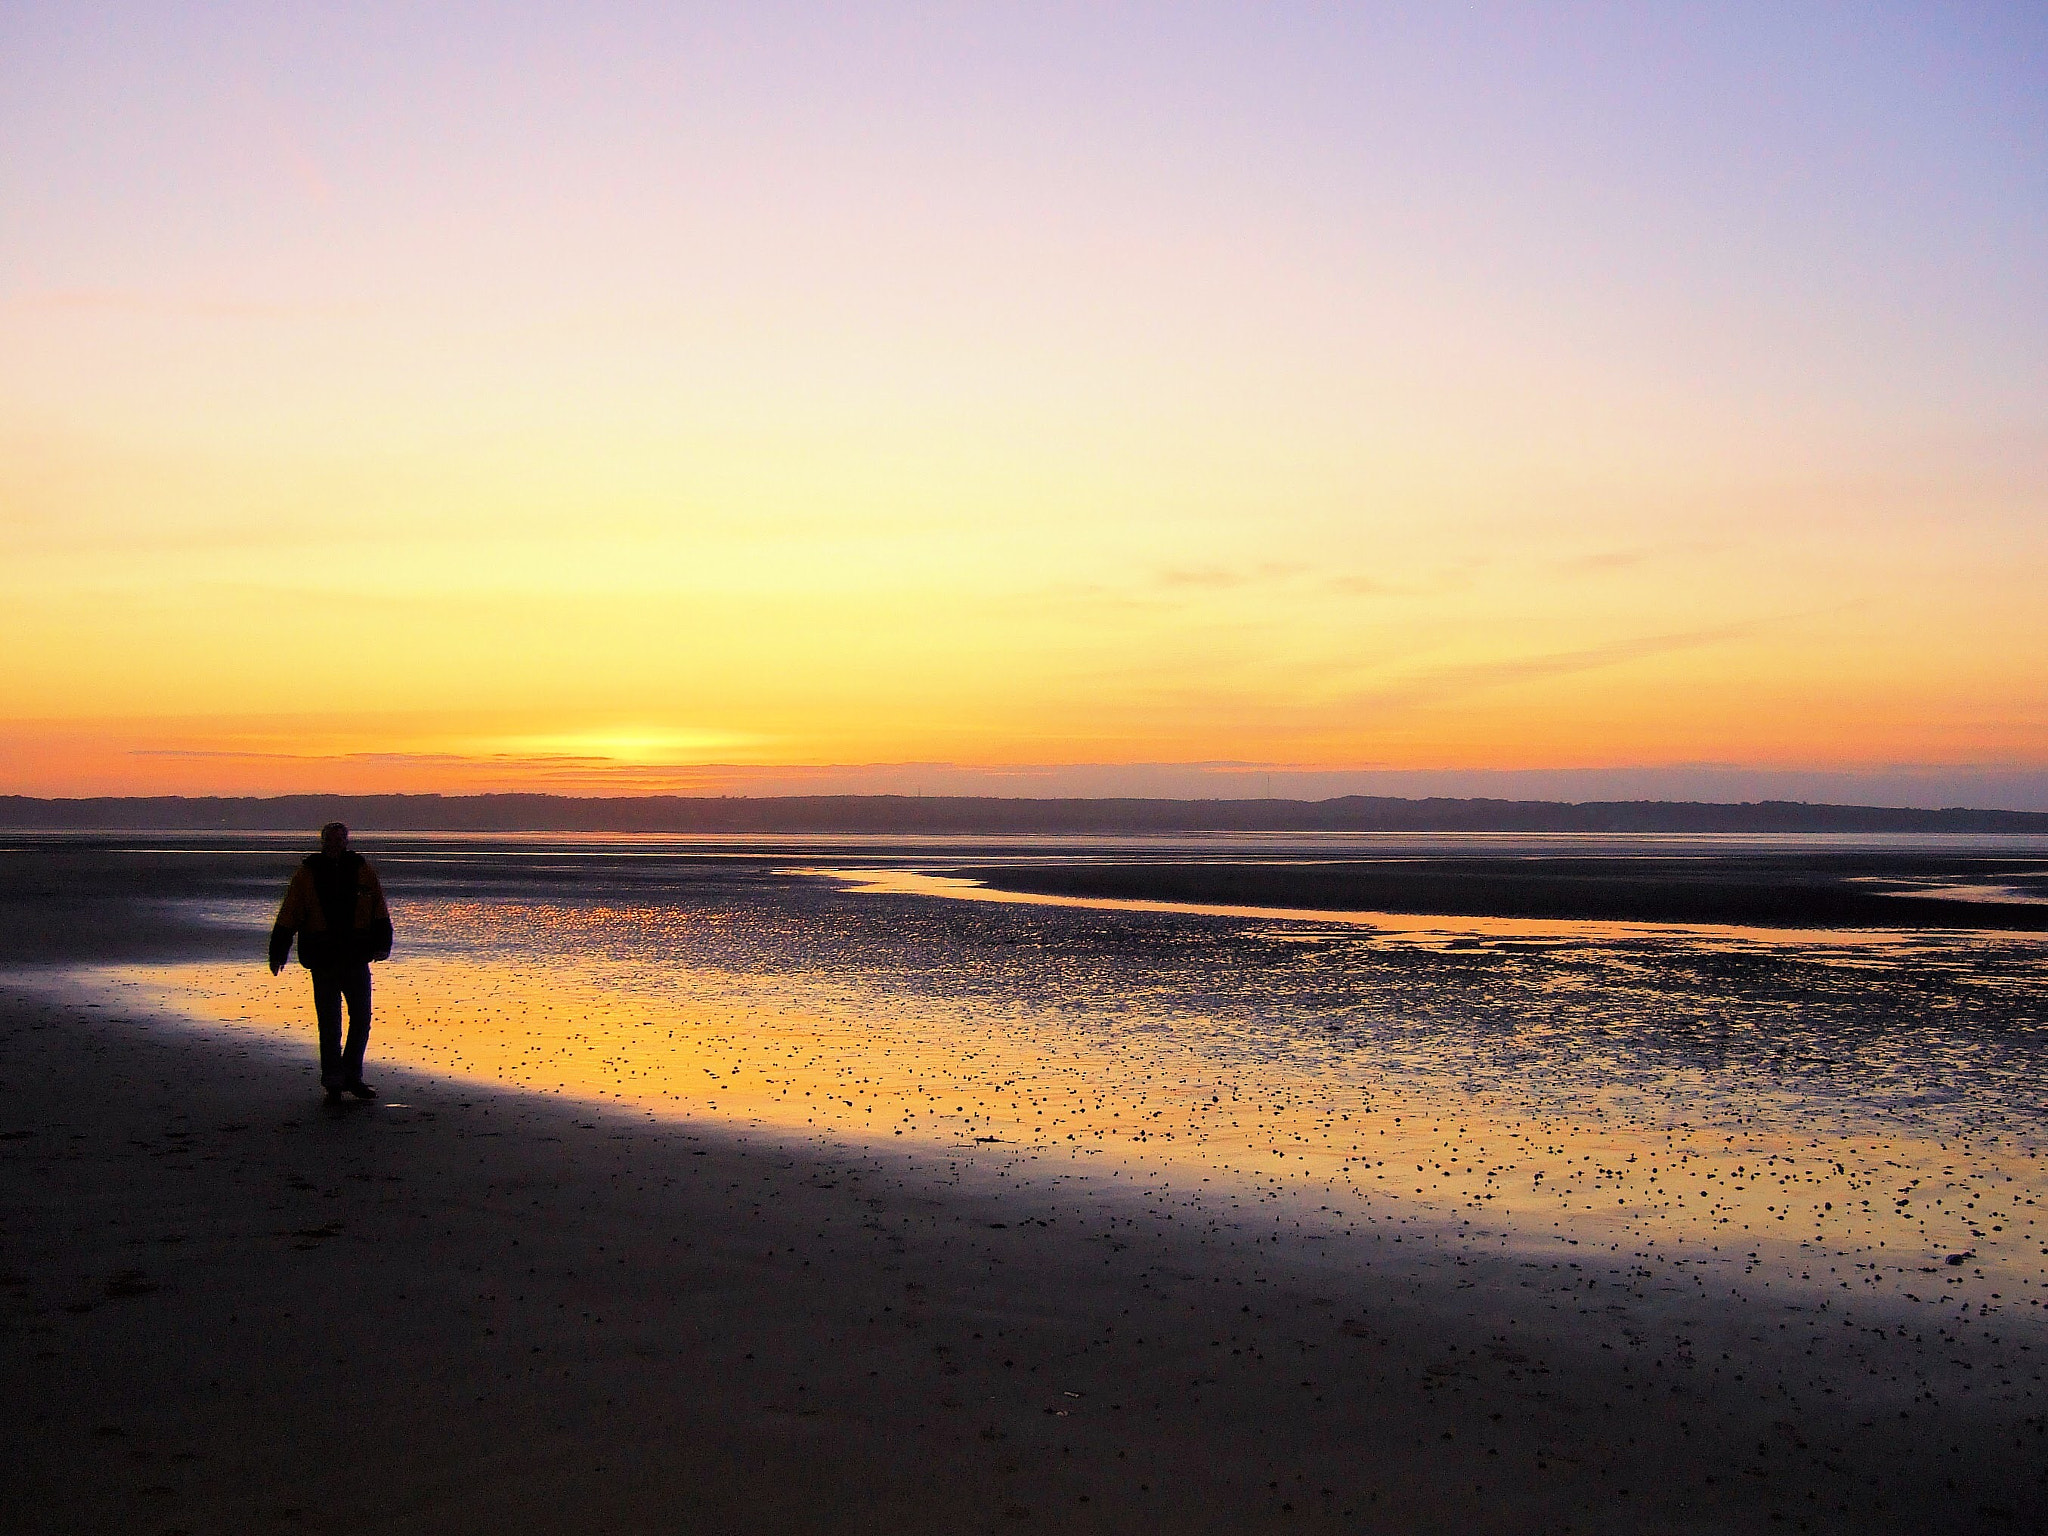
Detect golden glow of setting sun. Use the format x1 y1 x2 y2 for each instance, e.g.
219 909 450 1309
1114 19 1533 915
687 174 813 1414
3 7 2043 801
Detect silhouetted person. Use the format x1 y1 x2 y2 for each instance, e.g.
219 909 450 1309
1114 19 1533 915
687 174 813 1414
269 822 394 1102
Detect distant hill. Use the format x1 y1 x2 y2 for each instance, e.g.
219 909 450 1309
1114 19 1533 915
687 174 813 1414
4 792 2047 835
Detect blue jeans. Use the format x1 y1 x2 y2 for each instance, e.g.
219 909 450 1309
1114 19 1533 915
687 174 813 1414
311 963 372 1088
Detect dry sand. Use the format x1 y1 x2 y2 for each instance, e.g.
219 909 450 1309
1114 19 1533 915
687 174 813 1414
6 970 2046 1535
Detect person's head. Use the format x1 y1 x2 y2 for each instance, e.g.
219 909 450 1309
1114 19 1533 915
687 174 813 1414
320 821 349 856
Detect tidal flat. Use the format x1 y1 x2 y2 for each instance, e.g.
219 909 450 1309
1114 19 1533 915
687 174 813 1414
4 832 2046 1532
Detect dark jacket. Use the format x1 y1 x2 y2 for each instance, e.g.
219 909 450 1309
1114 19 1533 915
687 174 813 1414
269 853 394 971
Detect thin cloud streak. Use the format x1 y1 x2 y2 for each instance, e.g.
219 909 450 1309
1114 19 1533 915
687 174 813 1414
1556 542 1725 575
6 289 364 320
1156 563 1307 590
1338 620 1771 715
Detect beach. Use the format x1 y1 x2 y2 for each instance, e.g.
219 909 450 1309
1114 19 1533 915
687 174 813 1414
4 835 2046 1533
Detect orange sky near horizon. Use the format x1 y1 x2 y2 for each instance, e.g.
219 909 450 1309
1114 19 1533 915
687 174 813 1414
3 6 2044 802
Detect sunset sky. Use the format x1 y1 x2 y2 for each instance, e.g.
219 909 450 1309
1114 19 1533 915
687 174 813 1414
4 4 2045 804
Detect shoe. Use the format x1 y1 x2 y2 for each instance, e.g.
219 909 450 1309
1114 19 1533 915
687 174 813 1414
345 1080 377 1100
324 1086 345 1104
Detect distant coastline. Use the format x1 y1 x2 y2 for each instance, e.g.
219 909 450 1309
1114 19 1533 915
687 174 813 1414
5 791 2048 835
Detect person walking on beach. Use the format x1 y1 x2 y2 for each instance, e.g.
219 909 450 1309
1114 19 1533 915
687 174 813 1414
269 822 394 1103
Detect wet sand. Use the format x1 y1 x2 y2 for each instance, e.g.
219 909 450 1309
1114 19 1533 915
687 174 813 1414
116 935 2048 1305
5 841 2047 1532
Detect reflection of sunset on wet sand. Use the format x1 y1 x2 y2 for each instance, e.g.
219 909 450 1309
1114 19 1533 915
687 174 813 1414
111 870 2048 1313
